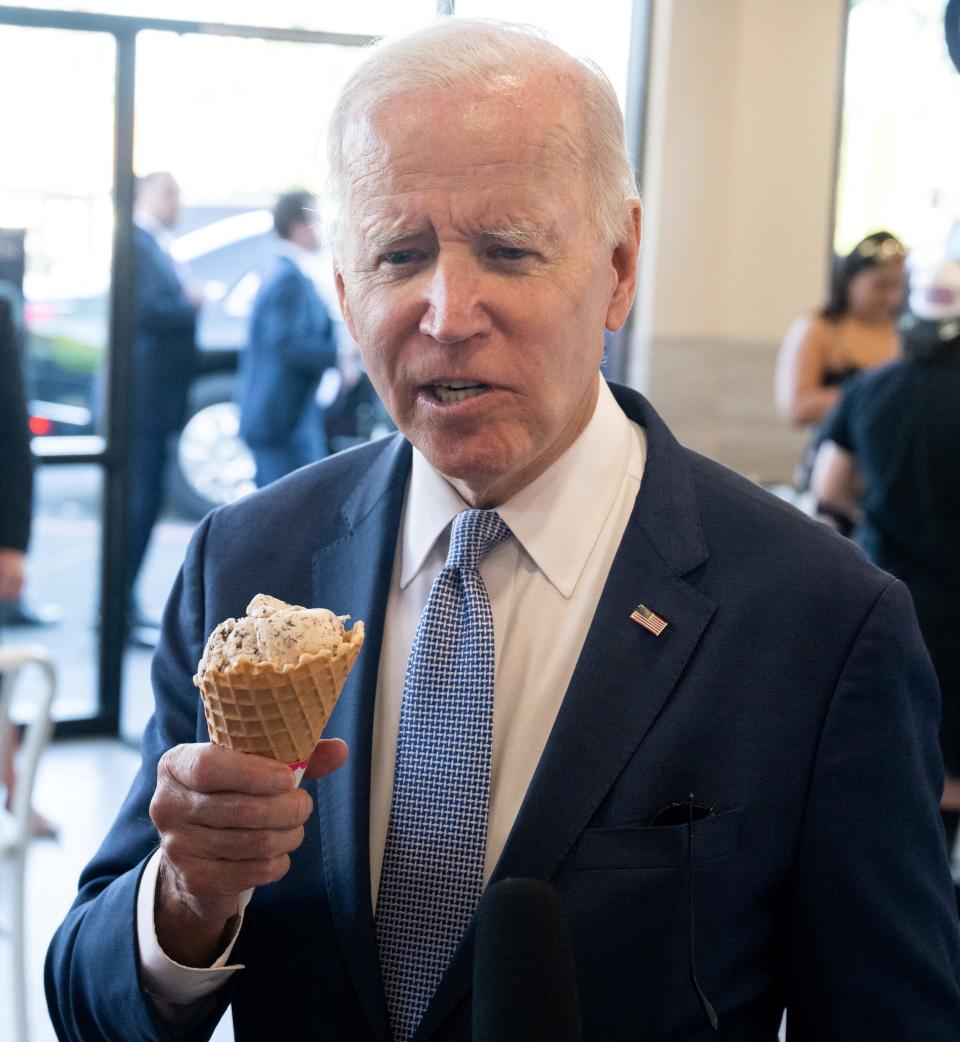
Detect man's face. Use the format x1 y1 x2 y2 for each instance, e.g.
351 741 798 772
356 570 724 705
140 174 181 229
335 74 640 507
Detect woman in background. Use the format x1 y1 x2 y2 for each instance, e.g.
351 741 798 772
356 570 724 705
776 230 907 494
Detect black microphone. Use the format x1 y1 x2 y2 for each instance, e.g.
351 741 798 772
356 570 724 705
472 878 583 1042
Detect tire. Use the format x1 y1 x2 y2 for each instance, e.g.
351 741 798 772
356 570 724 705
165 371 256 519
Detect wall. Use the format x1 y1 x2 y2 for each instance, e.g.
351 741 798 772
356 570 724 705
629 0 847 483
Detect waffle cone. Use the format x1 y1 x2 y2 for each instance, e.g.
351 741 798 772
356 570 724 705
196 622 364 765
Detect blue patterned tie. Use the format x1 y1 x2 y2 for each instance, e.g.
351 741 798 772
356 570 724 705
376 508 511 1042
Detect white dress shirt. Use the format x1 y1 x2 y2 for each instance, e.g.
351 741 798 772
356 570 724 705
137 376 646 1006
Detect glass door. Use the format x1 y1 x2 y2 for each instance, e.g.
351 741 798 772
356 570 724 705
0 22 116 725
121 28 373 738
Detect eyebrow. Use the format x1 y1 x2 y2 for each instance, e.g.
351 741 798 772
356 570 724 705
477 220 560 250
367 229 429 253
365 219 560 254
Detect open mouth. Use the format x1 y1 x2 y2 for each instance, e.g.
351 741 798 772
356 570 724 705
428 381 489 404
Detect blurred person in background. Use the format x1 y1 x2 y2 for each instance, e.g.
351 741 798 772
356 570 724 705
237 189 338 487
0 273 59 628
812 258 960 884
776 230 907 497
0 285 56 837
126 172 202 634
0 288 30 606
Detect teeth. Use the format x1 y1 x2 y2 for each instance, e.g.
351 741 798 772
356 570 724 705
433 384 485 403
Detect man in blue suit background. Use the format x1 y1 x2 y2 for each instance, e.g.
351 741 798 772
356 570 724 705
127 172 200 629
237 189 338 487
47 20 960 1041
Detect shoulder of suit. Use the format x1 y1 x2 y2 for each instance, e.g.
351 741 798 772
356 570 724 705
206 433 403 535
261 256 313 293
681 445 892 594
134 224 160 249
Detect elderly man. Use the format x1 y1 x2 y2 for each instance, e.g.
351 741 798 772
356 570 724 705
47 20 960 1042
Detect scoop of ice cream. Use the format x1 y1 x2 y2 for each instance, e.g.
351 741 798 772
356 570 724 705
197 593 349 677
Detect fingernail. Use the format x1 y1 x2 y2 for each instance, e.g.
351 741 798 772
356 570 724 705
272 769 295 791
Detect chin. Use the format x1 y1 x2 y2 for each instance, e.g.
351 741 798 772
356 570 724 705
426 444 522 501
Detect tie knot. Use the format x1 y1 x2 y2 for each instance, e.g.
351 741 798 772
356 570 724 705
446 510 511 571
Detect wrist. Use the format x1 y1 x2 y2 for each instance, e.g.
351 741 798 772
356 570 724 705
154 856 238 968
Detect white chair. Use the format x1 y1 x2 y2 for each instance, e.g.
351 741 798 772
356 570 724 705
0 644 57 1042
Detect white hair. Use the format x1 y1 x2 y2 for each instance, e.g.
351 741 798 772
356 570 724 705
326 18 637 251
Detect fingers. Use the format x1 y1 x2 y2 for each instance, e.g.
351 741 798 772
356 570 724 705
151 746 313 835
157 822 302 928
164 821 306 865
165 787 313 831
303 738 350 780
160 742 295 795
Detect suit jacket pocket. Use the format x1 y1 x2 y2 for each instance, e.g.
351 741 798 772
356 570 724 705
571 807 743 870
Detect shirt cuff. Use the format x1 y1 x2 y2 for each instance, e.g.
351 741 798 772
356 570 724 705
136 848 254 1005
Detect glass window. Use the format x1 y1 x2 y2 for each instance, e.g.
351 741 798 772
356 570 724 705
121 29 389 736
126 29 373 527
10 1 438 35
836 0 960 256
135 30 366 200
454 0 635 107
0 25 115 452
0 24 119 730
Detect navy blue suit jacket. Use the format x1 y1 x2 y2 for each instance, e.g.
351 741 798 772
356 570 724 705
46 384 960 1041
133 225 197 437
237 255 336 452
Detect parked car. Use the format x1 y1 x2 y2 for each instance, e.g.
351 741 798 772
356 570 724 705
24 209 391 518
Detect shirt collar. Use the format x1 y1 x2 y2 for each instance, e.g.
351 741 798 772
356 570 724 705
275 239 324 284
400 376 640 598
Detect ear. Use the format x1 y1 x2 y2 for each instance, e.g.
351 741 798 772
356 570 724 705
334 265 358 341
605 199 642 333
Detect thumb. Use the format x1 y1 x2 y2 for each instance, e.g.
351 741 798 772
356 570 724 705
303 738 350 780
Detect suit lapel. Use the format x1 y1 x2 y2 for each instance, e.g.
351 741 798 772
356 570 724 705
313 436 411 1042
415 385 717 1040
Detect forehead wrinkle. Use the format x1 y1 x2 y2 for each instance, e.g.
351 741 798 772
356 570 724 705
524 120 587 181
349 101 586 193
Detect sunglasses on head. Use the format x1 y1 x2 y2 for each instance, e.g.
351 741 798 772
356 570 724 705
853 236 907 263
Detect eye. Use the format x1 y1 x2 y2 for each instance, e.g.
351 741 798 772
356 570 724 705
489 246 530 261
382 249 423 266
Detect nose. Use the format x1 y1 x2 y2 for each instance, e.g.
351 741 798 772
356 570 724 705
419 252 490 344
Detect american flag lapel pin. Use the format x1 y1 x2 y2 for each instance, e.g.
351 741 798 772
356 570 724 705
630 603 668 636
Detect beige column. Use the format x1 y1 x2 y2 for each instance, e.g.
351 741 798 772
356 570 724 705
629 0 847 483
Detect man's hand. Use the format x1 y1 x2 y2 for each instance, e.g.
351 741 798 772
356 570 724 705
149 739 348 966
0 547 25 600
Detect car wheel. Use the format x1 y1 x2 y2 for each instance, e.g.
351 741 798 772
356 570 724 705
165 372 256 519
